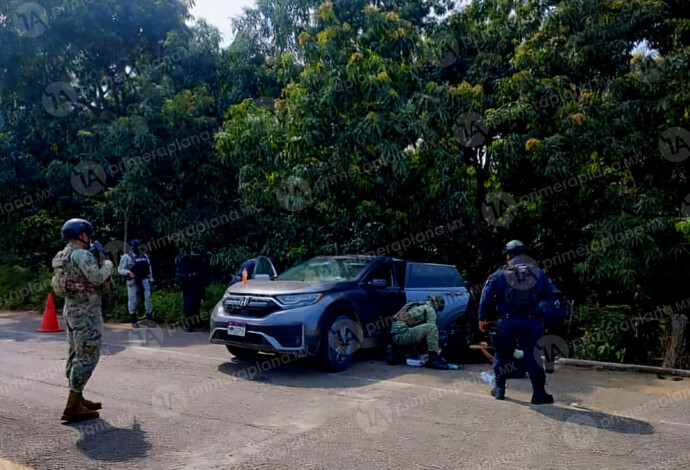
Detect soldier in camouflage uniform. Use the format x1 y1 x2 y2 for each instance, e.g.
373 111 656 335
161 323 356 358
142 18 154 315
52 219 113 422
390 296 451 369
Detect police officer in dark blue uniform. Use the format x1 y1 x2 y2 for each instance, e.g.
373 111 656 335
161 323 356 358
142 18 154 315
478 240 560 404
175 247 208 332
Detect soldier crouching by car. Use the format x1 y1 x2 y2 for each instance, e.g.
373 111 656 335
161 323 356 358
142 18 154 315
388 296 457 370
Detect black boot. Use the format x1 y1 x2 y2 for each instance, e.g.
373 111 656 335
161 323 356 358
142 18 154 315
491 376 506 400
426 351 453 370
531 391 554 404
386 344 404 365
131 316 139 328
530 376 554 404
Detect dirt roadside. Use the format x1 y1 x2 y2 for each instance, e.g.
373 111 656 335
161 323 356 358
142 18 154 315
1 310 689 469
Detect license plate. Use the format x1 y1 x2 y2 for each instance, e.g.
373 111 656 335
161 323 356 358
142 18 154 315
227 321 246 337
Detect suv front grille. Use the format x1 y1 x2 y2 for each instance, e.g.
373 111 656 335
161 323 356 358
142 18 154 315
224 295 282 318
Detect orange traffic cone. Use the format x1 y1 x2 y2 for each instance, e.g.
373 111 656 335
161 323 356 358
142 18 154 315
36 293 64 333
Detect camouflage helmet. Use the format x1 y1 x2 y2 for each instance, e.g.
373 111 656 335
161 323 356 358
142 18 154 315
427 295 445 312
61 218 95 241
502 239 528 256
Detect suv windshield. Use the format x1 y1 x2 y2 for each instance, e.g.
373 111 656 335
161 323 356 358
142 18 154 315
278 257 370 282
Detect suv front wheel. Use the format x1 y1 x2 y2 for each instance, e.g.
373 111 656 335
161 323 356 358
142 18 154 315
318 315 363 372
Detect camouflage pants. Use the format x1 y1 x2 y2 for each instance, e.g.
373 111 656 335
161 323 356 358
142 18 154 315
391 312 439 352
63 296 103 393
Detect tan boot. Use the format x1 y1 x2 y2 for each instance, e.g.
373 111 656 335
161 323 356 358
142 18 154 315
81 395 102 411
61 391 100 422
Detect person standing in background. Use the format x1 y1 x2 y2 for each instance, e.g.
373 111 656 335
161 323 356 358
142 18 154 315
118 239 154 328
175 247 208 332
230 258 255 285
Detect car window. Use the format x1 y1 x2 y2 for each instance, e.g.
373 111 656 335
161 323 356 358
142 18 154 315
365 262 394 287
279 257 370 282
407 264 463 288
255 256 275 277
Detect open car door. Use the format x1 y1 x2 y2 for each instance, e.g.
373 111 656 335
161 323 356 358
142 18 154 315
252 255 278 280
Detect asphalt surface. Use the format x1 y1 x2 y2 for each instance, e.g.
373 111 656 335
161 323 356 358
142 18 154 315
1 310 689 470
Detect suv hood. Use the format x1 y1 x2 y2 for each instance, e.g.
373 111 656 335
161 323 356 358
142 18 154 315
225 280 339 296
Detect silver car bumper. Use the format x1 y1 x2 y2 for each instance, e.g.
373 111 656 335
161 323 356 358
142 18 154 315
209 300 323 354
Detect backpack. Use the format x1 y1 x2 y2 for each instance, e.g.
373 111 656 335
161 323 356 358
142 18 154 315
51 247 74 298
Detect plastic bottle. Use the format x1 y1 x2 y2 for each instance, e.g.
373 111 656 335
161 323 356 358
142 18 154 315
480 371 495 385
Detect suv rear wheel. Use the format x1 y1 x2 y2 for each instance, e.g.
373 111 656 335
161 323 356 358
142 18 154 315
226 345 261 361
318 315 363 372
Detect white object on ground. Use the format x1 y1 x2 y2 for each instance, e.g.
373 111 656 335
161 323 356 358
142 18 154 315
480 371 495 385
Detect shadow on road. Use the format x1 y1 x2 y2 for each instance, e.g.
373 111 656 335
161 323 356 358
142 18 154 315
216 349 505 390
508 399 655 435
72 418 151 462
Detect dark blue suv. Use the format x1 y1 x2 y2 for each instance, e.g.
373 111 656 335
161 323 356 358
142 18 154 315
210 255 469 371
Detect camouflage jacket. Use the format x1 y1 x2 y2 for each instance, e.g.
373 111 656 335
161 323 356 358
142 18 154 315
392 302 434 328
54 243 113 298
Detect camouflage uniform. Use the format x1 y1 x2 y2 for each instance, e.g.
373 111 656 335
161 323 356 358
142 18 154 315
391 302 440 352
55 242 113 393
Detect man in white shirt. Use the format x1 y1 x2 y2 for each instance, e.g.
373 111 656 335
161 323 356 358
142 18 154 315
118 239 154 327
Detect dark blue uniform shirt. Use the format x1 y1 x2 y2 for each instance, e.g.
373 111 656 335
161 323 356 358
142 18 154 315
478 256 560 321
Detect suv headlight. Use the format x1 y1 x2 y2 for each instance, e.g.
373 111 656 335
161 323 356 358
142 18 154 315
275 293 322 308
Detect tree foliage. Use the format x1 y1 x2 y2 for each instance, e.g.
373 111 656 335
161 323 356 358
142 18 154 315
1 0 689 364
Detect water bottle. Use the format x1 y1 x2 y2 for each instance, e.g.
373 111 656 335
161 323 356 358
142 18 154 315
480 371 495 385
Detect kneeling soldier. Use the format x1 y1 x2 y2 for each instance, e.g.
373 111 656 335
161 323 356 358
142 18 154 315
390 296 451 369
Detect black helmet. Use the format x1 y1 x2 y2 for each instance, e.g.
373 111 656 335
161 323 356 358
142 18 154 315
61 218 95 241
130 239 142 249
502 239 528 256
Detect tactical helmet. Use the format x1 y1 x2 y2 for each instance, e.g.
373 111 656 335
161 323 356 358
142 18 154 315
129 239 143 254
427 295 445 312
502 240 528 256
61 218 95 241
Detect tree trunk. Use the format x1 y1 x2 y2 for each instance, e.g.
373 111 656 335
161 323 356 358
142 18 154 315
124 214 129 246
663 314 688 369
474 148 486 219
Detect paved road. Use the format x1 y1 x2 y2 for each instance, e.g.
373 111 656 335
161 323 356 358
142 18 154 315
1 310 689 469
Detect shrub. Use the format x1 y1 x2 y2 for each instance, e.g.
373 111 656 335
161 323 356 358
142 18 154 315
0 263 53 310
102 281 227 327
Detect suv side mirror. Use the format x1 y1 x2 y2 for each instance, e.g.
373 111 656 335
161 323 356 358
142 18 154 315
366 279 387 288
